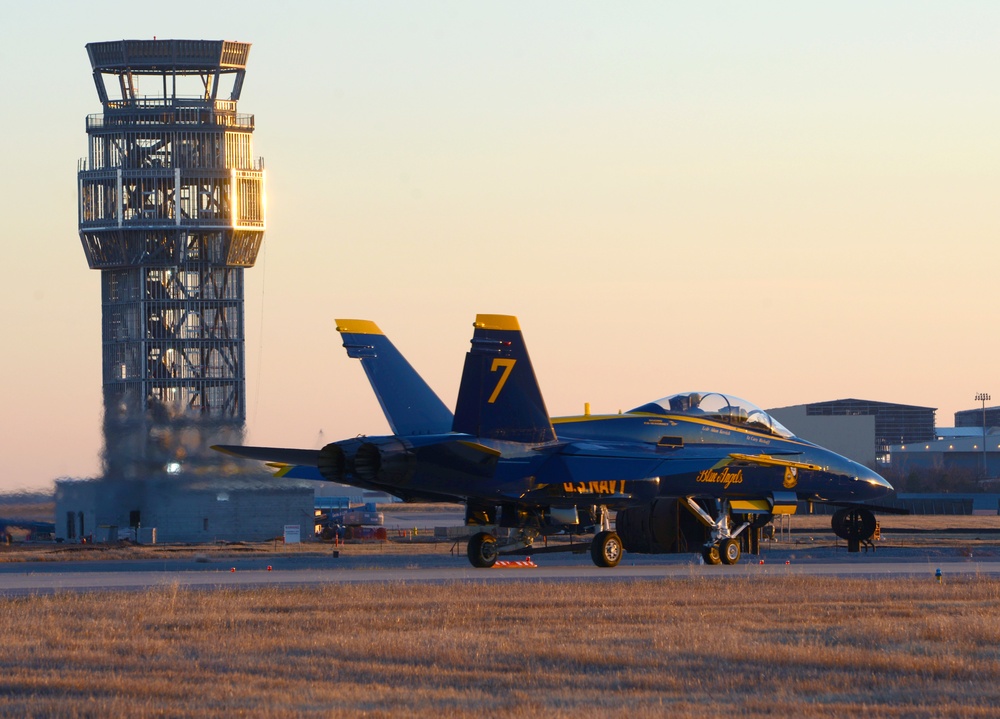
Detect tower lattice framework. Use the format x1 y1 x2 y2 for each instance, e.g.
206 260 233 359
78 40 265 479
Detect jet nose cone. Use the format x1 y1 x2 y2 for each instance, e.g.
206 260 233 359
855 463 893 496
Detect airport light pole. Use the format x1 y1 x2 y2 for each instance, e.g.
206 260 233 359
976 392 990 479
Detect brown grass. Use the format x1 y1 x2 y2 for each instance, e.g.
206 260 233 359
2 577 1000 717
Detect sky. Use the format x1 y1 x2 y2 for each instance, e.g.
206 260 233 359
1 2 998 491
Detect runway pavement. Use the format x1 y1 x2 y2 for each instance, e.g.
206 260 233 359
1 547 998 595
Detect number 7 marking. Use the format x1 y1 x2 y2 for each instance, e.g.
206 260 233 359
488 358 516 404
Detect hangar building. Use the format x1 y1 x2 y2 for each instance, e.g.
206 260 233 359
888 427 1000 478
955 406 1000 429
767 399 936 468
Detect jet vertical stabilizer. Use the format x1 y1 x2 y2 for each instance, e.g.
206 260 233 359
336 319 453 436
452 314 556 443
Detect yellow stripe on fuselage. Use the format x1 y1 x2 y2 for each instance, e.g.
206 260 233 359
335 319 383 335
474 314 520 331
726 453 823 471
552 412 816 448
552 414 629 424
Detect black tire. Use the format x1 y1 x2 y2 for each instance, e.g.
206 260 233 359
590 531 624 568
831 508 877 541
720 538 741 565
702 544 722 565
467 532 498 568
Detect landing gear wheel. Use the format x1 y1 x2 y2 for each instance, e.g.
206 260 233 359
702 544 722 565
590 531 623 568
831 508 877 541
720 538 741 565
467 532 498 568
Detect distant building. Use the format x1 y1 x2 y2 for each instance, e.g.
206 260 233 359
314 482 397 506
955 406 1000 429
56 476 314 543
888 431 1000 478
768 399 936 468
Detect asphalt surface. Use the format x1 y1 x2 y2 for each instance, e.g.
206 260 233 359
1 544 997 595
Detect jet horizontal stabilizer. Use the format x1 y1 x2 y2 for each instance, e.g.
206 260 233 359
212 445 321 467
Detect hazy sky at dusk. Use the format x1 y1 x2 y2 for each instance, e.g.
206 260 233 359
1 2 998 491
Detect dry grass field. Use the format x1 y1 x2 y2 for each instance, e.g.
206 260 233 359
2 577 1000 718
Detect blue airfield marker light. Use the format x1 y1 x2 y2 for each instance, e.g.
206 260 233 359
935 568 943 584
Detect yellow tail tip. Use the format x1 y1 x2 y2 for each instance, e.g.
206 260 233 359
335 319 383 335
474 314 520 331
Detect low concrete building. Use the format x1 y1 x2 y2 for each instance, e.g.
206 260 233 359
55 475 315 543
888 429 1000 478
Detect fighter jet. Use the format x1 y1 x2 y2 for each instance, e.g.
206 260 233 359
215 314 893 567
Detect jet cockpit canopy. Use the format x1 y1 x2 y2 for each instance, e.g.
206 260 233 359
630 392 794 438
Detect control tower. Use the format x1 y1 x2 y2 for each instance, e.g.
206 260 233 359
78 40 265 479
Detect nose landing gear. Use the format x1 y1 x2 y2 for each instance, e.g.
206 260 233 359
683 497 748 566
831 506 877 553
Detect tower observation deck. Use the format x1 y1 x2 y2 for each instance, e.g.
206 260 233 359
78 40 265 479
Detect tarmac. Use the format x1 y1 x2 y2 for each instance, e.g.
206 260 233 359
0 542 997 596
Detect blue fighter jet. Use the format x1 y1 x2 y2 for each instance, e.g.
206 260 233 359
215 314 893 568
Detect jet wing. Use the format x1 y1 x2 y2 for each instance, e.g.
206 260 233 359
538 442 672 484
535 442 805 484
213 445 328 481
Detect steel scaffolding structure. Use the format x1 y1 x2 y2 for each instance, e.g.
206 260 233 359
78 40 265 479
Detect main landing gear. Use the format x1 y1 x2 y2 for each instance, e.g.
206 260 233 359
590 507 623 567
467 531 499 568
465 505 623 568
682 497 748 566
